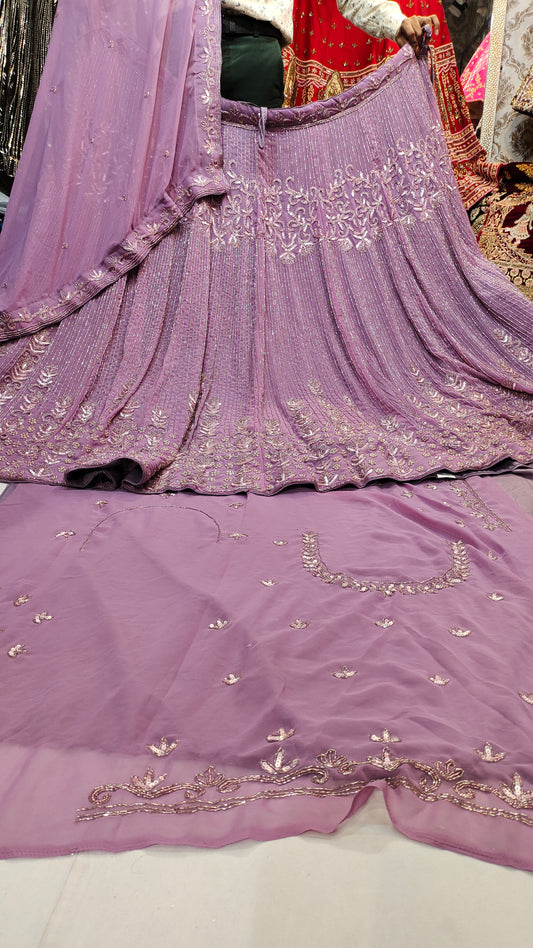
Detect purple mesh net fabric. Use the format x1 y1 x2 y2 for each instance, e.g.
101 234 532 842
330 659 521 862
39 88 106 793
1 44 533 492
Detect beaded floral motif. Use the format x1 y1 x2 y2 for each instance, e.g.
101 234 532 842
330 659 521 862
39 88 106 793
148 738 180 758
76 745 533 829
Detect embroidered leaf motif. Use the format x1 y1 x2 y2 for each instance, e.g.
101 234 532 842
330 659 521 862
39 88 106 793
148 737 180 758
228 503 244 509
222 673 242 686
55 531 76 539
374 618 394 628
487 593 504 601
228 533 247 539
367 748 399 771
302 534 470 597
13 595 30 607
273 540 288 546
7 644 28 658
95 500 108 508
131 769 167 793
475 743 506 763
289 619 309 630
449 627 471 637
435 760 464 782
267 728 295 743
209 619 228 630
33 613 53 624
429 675 450 686
499 773 533 806
261 579 278 587
260 748 299 774
370 728 401 744
519 692 533 705
150 408 168 429
332 666 357 679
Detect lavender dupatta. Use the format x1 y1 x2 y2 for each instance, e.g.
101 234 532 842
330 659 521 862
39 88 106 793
0 0 227 340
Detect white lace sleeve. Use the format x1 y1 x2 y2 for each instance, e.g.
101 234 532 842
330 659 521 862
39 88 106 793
336 0 406 42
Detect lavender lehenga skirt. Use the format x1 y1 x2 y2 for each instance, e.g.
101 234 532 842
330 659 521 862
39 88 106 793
1 48 533 493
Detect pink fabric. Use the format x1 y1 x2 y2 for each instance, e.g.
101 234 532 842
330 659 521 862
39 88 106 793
1 44 533 493
0 0 227 339
2 475 533 868
461 32 490 104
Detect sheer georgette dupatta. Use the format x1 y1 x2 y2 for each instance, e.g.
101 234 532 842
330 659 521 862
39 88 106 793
0 0 228 339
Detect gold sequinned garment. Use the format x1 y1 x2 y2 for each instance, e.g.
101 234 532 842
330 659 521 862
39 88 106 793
0 0 57 178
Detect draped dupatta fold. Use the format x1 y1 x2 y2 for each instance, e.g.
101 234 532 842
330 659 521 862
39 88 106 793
0 0 228 340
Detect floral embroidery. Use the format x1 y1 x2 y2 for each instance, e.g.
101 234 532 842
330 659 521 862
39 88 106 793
13 595 30 607
289 619 309 629
374 618 394 628
267 728 295 743
332 666 357 679
76 744 533 829
2 345 533 493
33 612 53 624
55 531 76 539
260 748 300 774
370 728 401 743
487 593 504 601
1 0 225 340
273 540 288 546
7 644 28 658
302 533 470 597
493 327 533 370
448 481 511 532
209 619 228 630
228 532 247 539
195 131 454 264
475 743 506 763
449 627 471 637
148 738 180 758
519 692 533 705
222 673 242 686
429 675 450 686
261 579 278 587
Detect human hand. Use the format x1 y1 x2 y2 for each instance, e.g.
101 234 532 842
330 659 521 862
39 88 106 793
395 16 440 55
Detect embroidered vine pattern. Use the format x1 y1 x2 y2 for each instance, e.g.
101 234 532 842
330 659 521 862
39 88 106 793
448 481 511 533
76 744 533 827
301 533 469 596
192 131 454 263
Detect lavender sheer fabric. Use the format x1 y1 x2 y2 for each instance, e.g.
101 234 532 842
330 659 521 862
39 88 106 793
1 41 533 492
0 0 227 338
2 476 533 868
